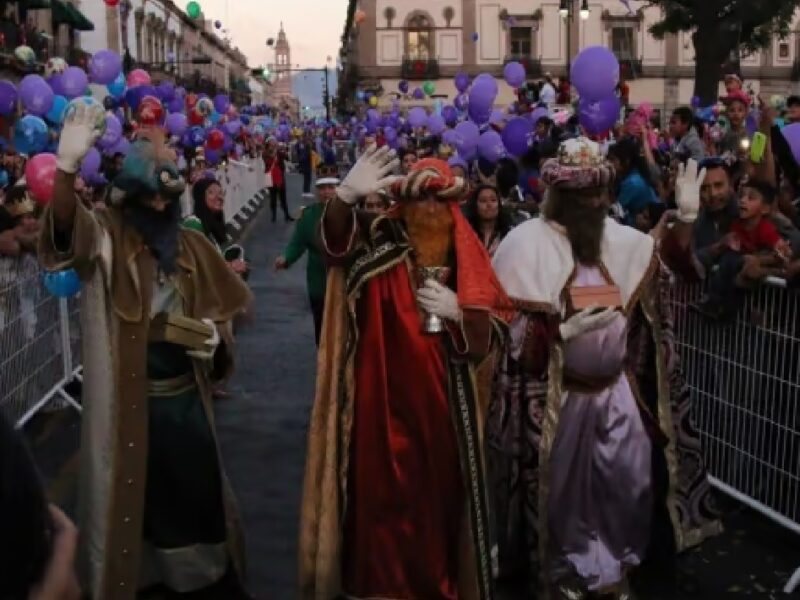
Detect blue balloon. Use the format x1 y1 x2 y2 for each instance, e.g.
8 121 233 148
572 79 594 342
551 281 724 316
107 73 126 99
209 111 221 124
0 169 9 188
188 125 207 146
239 115 250 126
13 115 49 155
45 95 68 125
43 269 82 298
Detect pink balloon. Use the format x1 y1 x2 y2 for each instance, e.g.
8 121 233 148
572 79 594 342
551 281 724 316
25 153 57 206
126 68 151 88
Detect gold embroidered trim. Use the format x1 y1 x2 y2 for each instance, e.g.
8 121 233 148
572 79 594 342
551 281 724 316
511 296 558 315
538 343 565 592
624 251 659 316
320 202 358 258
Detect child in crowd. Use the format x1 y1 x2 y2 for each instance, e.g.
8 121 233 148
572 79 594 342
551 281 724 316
700 179 790 319
719 91 751 157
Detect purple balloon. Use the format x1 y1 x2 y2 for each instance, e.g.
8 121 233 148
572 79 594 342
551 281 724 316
88 50 122 85
408 106 428 129
384 126 398 142
478 130 507 163
468 101 492 125
167 96 183 113
48 75 65 97
442 105 458 126
224 119 242 136
213 94 230 114
427 113 446 135
165 112 188 137
367 108 380 122
502 116 533 157
529 106 549 126
204 148 221 165
453 120 480 155
398 80 410 94
412 87 425 100
157 81 176 102
19 75 53 115
490 109 505 125
571 46 619 102
454 93 468 112
60 67 89 99
97 114 122 149
503 61 526 88
125 84 156 111
578 95 621 135
0 80 18 115
469 77 497 114
474 73 499 95
80 147 101 179
442 129 457 146
783 123 800 163
455 72 471 93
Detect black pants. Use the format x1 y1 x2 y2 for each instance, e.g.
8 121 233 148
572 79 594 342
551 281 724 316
302 169 311 194
269 186 290 221
707 250 746 315
310 295 325 347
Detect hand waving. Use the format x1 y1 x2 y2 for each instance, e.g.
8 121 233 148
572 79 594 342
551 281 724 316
56 100 105 174
675 159 707 224
336 145 401 205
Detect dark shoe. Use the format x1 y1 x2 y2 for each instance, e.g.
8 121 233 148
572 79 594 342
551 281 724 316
285 215 295 222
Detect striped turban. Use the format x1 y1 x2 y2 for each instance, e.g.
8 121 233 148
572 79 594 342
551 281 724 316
390 158 467 201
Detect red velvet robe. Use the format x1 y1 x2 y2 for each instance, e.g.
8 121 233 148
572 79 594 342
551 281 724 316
342 263 464 599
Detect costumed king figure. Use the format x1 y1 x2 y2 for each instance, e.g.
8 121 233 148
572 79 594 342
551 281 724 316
298 146 512 600
38 102 253 599
488 138 721 599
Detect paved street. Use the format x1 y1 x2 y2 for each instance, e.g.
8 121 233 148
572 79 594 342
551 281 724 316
30 174 800 598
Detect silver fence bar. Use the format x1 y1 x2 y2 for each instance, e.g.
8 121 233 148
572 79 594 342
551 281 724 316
3 161 266 429
668 280 800 593
0 254 80 428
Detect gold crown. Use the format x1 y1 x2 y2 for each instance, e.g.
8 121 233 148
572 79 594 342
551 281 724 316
557 137 605 168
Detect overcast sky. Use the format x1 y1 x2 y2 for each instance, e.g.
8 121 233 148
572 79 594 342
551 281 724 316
197 0 349 69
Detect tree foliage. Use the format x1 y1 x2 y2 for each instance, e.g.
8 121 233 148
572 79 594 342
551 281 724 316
643 0 800 103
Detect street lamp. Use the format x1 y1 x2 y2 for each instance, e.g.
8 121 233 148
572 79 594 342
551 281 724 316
559 0 591 73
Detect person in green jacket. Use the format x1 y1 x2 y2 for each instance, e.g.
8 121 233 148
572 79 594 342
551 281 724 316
274 169 338 345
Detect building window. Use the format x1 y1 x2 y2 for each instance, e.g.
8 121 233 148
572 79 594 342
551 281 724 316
406 13 432 60
611 26 635 61
509 26 532 56
780 41 790 59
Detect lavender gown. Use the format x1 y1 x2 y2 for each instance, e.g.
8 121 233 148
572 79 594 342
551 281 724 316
546 265 653 590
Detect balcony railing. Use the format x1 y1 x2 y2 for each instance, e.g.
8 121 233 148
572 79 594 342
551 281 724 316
504 55 542 78
401 56 439 80
617 57 642 80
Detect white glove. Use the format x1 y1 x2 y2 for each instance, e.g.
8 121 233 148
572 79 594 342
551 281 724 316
56 101 105 174
336 145 401 205
674 159 706 224
187 318 220 361
417 280 462 323
559 306 619 342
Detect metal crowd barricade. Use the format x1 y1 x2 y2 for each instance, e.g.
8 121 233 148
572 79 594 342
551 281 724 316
668 279 800 593
2 159 266 430
0 254 81 429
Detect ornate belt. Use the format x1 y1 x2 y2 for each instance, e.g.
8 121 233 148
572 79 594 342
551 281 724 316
562 368 622 394
148 372 196 398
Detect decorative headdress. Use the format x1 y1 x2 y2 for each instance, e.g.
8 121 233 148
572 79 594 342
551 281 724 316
112 129 186 200
390 158 467 201
540 137 615 189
